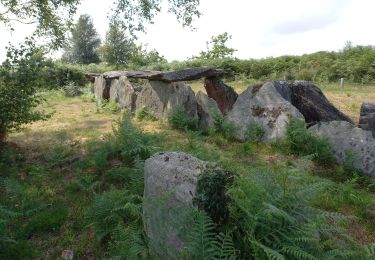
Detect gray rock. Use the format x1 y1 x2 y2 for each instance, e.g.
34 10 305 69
290 80 353 125
196 91 222 129
100 68 222 82
135 81 197 119
226 82 304 142
147 67 223 82
359 102 375 137
94 75 110 101
109 76 137 111
309 121 375 177
143 152 218 259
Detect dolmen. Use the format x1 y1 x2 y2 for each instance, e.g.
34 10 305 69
90 68 375 177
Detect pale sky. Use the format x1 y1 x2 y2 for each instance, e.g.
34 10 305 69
1 0 375 62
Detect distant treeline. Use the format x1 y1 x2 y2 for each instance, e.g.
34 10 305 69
143 44 375 83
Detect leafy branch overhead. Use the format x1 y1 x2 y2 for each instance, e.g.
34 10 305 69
0 0 202 47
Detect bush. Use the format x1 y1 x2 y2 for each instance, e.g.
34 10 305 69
63 81 82 97
227 168 368 259
88 188 142 242
211 112 237 141
168 108 198 131
286 118 335 165
136 107 157 121
193 169 234 225
0 40 50 142
245 122 265 143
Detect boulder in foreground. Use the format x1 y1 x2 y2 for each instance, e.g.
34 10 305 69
143 152 219 259
309 121 375 178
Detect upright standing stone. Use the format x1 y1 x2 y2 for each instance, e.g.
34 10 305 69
359 102 375 138
135 81 197 119
143 152 219 259
109 76 137 111
226 82 304 142
94 75 110 101
204 76 238 114
196 91 222 129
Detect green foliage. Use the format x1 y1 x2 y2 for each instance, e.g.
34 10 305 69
136 107 157 121
197 32 237 60
245 122 265 143
168 108 199 131
21 206 68 237
185 211 237 260
228 168 366 259
81 83 96 102
88 188 143 242
100 22 136 68
285 118 335 165
63 14 101 64
194 169 234 225
0 40 50 141
63 81 82 97
211 112 237 141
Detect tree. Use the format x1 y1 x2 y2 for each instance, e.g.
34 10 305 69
1 0 201 48
100 23 136 68
62 14 101 64
198 32 237 59
0 39 50 143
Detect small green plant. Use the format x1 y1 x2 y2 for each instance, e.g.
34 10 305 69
88 188 143 242
286 118 335 165
228 168 367 259
136 106 157 121
63 81 82 97
184 211 237 260
245 122 265 143
212 111 237 141
168 107 198 131
81 83 95 102
21 206 68 237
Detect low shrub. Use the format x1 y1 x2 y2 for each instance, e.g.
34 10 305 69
227 168 369 259
286 118 335 165
63 81 82 97
212 112 237 141
245 122 265 143
136 107 157 121
168 108 198 131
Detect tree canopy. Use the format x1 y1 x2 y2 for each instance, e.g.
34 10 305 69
62 14 101 64
100 22 135 67
197 32 237 59
0 0 201 48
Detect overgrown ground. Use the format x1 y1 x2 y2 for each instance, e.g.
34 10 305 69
3 82 375 259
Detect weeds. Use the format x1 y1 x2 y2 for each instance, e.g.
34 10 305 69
136 106 157 121
168 107 198 131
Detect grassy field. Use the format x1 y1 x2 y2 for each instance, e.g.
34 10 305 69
3 83 375 258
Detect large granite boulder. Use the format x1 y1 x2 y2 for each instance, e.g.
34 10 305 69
135 81 197 119
143 152 218 259
309 121 375 177
226 81 304 142
109 76 137 111
359 102 375 137
94 75 110 101
204 76 238 114
196 91 222 129
290 81 353 125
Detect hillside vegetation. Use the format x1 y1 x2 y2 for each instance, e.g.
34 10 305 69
1 82 374 259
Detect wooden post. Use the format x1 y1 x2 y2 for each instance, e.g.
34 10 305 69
340 78 344 89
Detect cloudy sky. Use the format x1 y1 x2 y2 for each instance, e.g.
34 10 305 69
0 0 374 61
